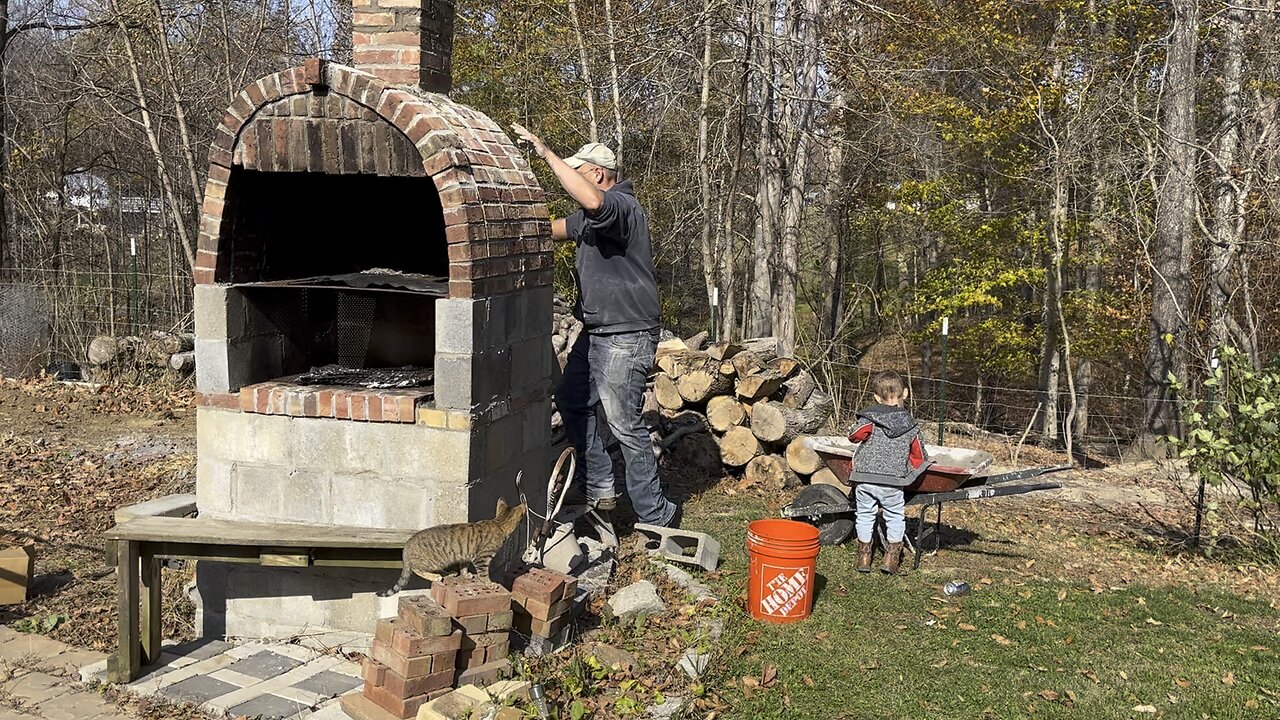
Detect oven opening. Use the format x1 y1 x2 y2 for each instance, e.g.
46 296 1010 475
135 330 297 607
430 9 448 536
221 168 448 404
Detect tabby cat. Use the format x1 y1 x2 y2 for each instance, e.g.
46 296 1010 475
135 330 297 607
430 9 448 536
378 497 527 597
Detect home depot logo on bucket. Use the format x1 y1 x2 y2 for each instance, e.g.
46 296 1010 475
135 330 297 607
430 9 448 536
758 563 808 617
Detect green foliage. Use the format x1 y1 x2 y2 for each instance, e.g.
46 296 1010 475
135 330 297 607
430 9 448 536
1175 348 1280 555
14 613 67 634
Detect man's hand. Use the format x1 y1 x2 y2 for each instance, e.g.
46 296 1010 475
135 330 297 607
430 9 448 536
511 123 549 159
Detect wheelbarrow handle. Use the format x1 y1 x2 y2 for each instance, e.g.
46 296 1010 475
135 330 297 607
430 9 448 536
529 447 575 555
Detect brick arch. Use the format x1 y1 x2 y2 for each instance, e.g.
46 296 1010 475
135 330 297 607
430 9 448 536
195 59 552 299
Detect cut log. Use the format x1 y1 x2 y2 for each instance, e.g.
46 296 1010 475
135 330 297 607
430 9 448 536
810 467 846 489
719 426 762 467
785 436 824 475
683 331 709 352
767 357 801 379
706 395 747 433
168 352 196 373
706 341 744 361
736 371 786 402
751 400 826 445
677 356 733 403
656 337 688 360
87 336 120 366
744 454 801 490
730 351 773 378
657 350 709 377
719 361 737 377
741 337 781 357
782 370 817 409
653 373 684 410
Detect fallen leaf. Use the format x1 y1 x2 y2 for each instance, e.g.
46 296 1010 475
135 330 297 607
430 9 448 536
1063 635 1074 645
1120 671 1129 681
1057 589 1067 601
1016 620 1028 630
931 659 949 668
1146 618 1164 626
802 676 814 688
958 623 977 632
1246 699 1260 709
1019 590 1034 599
1132 705 1157 714
991 634 1013 646
1039 690 1059 701
762 664 777 688
814 631 830 642
1175 678 1190 688
1222 671 1236 686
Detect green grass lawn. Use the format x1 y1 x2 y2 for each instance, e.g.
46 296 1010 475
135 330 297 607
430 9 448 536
685 493 1279 720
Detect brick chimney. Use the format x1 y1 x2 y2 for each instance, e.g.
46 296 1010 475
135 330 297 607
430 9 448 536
352 0 454 93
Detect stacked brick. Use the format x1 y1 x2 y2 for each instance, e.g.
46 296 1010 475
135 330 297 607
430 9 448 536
506 566 578 649
431 577 514 686
361 597 461 718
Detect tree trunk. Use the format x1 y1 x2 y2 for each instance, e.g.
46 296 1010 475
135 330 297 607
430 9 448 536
117 17 197 271
602 0 624 167
771 0 821 357
566 0 600 142
748 0 777 337
1141 0 1198 448
150 0 203 205
1208 5 1246 361
697 1 718 326
0 0 10 278
819 93 847 346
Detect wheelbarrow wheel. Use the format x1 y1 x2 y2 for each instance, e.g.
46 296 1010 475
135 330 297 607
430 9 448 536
791 484 855 546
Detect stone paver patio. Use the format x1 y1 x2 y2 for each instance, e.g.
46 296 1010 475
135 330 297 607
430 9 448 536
1 627 366 720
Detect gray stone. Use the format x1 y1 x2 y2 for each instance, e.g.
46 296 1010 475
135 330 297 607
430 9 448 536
586 644 639 671
653 560 718 603
228 692 311 719
305 702 353 720
114 494 197 524
677 649 708 679
292 670 362 698
37 648 108 679
646 694 685 720
605 581 665 621
194 338 230 392
156 675 240 704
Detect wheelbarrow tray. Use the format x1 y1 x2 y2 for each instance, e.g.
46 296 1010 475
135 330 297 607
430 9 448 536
807 436 994 493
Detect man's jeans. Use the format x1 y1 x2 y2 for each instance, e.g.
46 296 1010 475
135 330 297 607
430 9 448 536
854 484 905 544
561 328 676 526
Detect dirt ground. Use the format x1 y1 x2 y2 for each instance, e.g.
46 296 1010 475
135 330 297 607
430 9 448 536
2 374 1276 667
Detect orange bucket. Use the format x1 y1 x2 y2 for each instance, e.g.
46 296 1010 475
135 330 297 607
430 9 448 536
746 519 820 623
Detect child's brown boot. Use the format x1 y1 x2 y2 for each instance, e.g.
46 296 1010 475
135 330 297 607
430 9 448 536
856 542 874 573
881 542 903 574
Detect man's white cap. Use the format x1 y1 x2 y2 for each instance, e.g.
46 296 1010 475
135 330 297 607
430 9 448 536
563 142 617 170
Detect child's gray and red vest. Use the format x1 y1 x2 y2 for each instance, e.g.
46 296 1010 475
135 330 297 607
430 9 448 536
847 405 931 488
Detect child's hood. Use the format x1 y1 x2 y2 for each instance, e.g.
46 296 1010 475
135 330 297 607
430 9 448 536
857 405 918 438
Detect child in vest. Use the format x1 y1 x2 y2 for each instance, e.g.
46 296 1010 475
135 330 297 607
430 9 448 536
848 370 930 574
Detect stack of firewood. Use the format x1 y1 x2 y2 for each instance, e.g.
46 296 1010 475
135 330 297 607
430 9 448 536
646 335 842 489
86 331 196 381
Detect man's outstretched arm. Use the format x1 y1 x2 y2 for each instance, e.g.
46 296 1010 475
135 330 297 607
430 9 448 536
511 123 604 213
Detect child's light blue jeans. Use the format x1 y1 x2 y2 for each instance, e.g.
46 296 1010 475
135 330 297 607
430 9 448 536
854 484 905 543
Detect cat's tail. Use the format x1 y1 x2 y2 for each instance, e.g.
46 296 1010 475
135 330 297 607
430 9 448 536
378 564 413 598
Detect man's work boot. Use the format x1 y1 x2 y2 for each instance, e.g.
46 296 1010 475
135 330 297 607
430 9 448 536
856 542 874 573
881 542 903 575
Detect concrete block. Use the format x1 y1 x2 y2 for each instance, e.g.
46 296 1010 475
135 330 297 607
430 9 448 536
195 338 230 392
632 524 721 572
433 352 473 410
290 417 351 474
232 463 330 524
522 287 553 342
329 476 432 529
195 455 233 517
435 298 484 355
509 338 545 394
194 284 229 340
522 400 552 453
115 494 197 524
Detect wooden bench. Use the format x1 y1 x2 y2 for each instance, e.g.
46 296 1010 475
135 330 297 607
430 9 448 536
103 516 412 683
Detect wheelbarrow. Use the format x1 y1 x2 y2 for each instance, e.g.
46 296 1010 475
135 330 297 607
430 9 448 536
781 436 1069 569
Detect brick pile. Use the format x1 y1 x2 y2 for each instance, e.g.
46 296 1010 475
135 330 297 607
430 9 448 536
432 577 515 687
506 566 579 650
360 597 461 718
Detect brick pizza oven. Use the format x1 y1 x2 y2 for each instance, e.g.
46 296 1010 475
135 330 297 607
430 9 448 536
190 0 554 639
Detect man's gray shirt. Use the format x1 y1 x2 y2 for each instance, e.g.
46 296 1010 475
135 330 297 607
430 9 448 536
564 180 661 334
